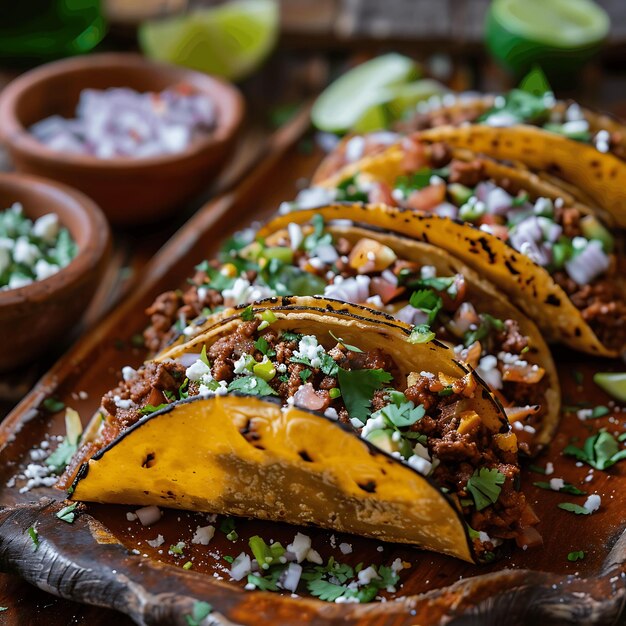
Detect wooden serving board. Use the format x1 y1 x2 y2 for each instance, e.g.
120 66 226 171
1 109 625 625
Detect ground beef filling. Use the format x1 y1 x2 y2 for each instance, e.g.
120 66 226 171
95 321 532 556
553 270 626 351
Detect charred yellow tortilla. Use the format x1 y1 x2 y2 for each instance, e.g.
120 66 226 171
418 125 626 229
70 300 519 563
260 204 621 358
259 223 560 452
71 394 475 561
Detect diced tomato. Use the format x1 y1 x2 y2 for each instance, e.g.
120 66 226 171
368 181 395 205
370 277 406 304
401 137 427 171
405 184 446 211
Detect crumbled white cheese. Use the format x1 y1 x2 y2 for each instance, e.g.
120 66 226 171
230 552 252 581
121 365 137 382
293 186 338 210
545 462 554 475
305 548 323 565
287 532 312 563
357 565 380 585
360 414 386 439
584 494 601 514
198 380 228 398
146 534 165 548
186 359 211 382
192 525 215 545
222 276 275 307
477 355 502 390
34 259 59 281
345 135 366 162
126 512 138 521
339 542 353 555
288 222 303 251
13 237 40 265
18 462 57 493
113 395 133 410
293 335 325 369
324 407 338 420
365 295 384 308
549 478 564 491
407 454 432 475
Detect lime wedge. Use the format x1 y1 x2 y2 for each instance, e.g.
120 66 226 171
386 79 447 119
139 0 278 81
311 53 420 133
486 0 609 80
594 372 626 402
491 0 609 47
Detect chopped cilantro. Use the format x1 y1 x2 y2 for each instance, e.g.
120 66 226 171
394 167 449 197
590 405 610 419
319 353 339 376
254 336 276 358
466 468 506 511
282 332 302 343
223 555 234 564
300 369 312 383
278 374 289 383
567 550 585 562
56 502 78 524
337 368 393 423
46 438 79 474
247 569 282 591
408 324 435 344
463 314 504 347
219 517 236 534
185 600 213 626
228 376 278 397
558 502 592 515
528 465 546 474
405 275 456 293
335 175 369 203
200 345 210 367
619 433 626 442
241 305 254 321
329 330 363 353
0 607 6 612
27 526 39 550
306 578 348 602
376 397 425 428
169 542 185 555
533 482 586 496
139 403 169 416
563 430 626 470
226 530 238 542
438 386 454 397
183 561 193 570
249 535 285 570
195 263 236 293
42 397 65 413
409 289 442 324
303 214 334 251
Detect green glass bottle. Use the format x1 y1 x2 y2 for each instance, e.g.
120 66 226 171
0 0 107 62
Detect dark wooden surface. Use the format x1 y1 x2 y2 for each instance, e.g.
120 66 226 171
0 106 625 624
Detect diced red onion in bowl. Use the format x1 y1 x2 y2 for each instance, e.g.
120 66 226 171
30 85 216 159
565 240 610 285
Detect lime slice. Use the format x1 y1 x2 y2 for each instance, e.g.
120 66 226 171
139 0 278 81
386 79 447 119
311 53 420 133
486 0 609 80
491 0 609 47
594 373 626 402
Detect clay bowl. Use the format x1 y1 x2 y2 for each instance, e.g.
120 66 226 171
0 53 244 226
0 172 110 371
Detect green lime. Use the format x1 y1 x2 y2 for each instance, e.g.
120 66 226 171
139 0 278 81
385 79 447 119
486 0 609 81
594 372 626 402
311 53 420 133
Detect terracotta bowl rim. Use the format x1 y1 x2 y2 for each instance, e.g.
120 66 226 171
0 52 245 171
0 171 111 307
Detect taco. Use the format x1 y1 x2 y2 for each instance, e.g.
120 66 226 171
138 215 558 454
303 137 626 357
312 89 626 228
68 297 540 563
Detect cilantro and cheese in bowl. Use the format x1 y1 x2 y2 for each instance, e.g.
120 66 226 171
0 172 109 370
0 202 77 290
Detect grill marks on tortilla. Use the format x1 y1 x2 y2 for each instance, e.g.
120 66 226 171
357 480 377 494
545 294 560 306
142 452 156 469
